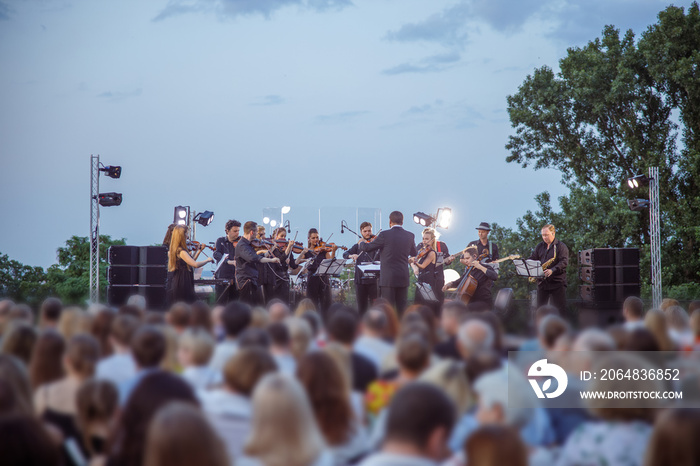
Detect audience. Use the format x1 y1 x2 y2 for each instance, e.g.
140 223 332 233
75 379 119 458
119 325 166 404
1 322 38 365
268 299 291 323
327 311 378 392
622 296 645 330
209 301 251 378
435 301 469 360
355 308 395 370
268 322 297 374
96 314 139 386
28 329 66 390
178 327 217 389
38 297 63 330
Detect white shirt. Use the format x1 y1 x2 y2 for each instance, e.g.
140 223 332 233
359 452 437 466
209 339 239 384
198 390 253 461
355 335 394 371
96 352 136 386
273 352 297 375
182 366 219 390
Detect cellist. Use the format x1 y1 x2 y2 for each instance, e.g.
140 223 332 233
443 245 498 306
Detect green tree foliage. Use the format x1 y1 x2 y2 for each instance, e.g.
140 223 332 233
0 253 52 306
46 235 126 305
503 3 700 300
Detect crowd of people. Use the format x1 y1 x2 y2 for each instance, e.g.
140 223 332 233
1 294 700 466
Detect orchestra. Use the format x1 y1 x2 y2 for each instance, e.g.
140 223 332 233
172 211 564 316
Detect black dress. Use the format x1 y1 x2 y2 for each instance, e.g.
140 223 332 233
168 254 196 304
303 250 332 315
414 254 437 312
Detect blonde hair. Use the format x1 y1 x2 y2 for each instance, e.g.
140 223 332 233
422 228 436 250
420 360 473 414
178 328 215 366
58 307 92 341
664 305 689 331
322 343 353 395
168 225 189 272
285 317 313 361
294 298 317 317
161 326 181 373
245 374 326 466
541 224 556 234
250 306 270 328
644 309 676 351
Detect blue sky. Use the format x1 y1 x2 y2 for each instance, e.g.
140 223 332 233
0 0 691 268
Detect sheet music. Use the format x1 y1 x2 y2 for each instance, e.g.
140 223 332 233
513 259 544 277
215 253 229 274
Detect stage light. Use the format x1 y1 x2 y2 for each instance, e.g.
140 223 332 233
413 212 434 227
194 211 214 227
270 220 278 227
627 199 650 211
98 192 122 207
99 165 122 179
174 206 189 226
627 174 649 189
263 217 270 224
281 206 291 214
436 207 452 229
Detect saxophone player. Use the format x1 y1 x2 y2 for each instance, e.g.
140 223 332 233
528 224 569 313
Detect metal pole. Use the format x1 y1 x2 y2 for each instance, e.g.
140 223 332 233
89 155 100 304
649 166 662 308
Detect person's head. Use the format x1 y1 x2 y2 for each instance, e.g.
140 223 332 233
168 225 189 271
465 425 527 466
360 221 373 240
661 298 680 312
538 315 570 350
404 304 438 345
0 299 15 335
691 309 700 339
221 301 252 339
223 347 277 396
464 349 502 387
533 303 560 328
572 328 616 352
421 228 436 249
256 224 266 239
250 306 270 328
457 319 494 360
1 323 37 365
0 414 60 465
476 222 491 242
58 306 92 341
420 360 472 415
622 296 645 322
144 402 230 466
267 322 290 350
362 308 387 337
225 219 241 242
242 221 258 240
238 327 271 349
665 305 690 331
118 304 144 321
462 246 478 267
162 223 176 248
285 317 313 361
64 334 100 379
90 308 116 357
326 311 358 347
110 314 139 351
294 298 317 316
307 228 320 247
645 309 676 351
541 224 556 245
177 328 215 368
389 211 403 226
39 297 63 328
645 407 700 466
296 351 353 446
267 300 290 323
0 355 33 416
76 379 119 455
127 294 147 314
384 382 455 460
29 330 65 390
623 328 660 351
189 300 212 333
167 302 192 332
273 227 287 239
373 301 399 340
441 301 469 337
245 374 326 466
108 372 198 466
474 367 535 429
131 325 166 369
689 300 700 314
397 334 431 378
8 304 34 326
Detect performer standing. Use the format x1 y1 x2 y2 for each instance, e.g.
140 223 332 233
256 225 275 304
234 221 280 306
213 219 241 304
410 228 438 313
343 222 380 315
167 225 214 305
443 246 498 305
268 227 297 304
299 228 337 314
528 224 569 313
359 211 417 316
433 236 452 307
468 222 499 261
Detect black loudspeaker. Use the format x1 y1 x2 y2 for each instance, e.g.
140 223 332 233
141 246 168 265
615 248 640 267
109 246 140 265
108 266 167 286
580 284 641 302
580 266 641 285
107 285 166 309
578 304 625 327
579 249 616 266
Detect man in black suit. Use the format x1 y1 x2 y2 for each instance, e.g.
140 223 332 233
360 211 417 316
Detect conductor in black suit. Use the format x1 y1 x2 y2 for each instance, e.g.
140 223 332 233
359 211 417 316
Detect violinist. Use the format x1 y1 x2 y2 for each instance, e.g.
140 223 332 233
442 245 498 305
234 221 280 306
167 224 215 305
342 222 380 315
410 228 438 313
299 228 337 314
213 219 241 303
256 225 275 304
267 227 298 304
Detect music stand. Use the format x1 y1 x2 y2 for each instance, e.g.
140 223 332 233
512 259 544 279
357 262 381 280
316 258 348 277
416 282 438 302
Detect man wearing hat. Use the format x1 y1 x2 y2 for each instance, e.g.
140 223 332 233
468 222 499 261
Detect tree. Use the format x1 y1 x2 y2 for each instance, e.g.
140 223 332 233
505 4 700 300
46 235 126 304
0 253 52 306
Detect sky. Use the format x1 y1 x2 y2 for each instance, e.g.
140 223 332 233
0 0 693 269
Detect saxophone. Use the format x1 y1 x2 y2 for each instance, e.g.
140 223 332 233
529 245 556 283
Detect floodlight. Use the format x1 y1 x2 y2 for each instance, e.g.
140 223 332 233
194 210 215 227
100 165 122 179
627 199 650 211
270 220 278 227
174 206 189 226
626 174 649 189
263 217 270 224
436 207 452 229
281 206 291 214
98 192 122 207
413 212 434 227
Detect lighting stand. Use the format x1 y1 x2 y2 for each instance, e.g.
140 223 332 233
649 166 662 308
89 155 100 304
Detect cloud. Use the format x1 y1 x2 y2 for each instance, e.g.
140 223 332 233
251 94 285 106
383 99 482 130
0 2 12 20
384 2 470 48
153 0 352 21
315 110 369 124
97 89 142 102
383 52 461 75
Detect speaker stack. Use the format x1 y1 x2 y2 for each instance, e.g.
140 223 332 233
578 248 640 326
107 246 168 310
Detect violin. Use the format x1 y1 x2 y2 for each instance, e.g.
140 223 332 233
414 244 434 263
310 241 348 254
251 238 275 252
187 240 215 252
274 238 305 254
